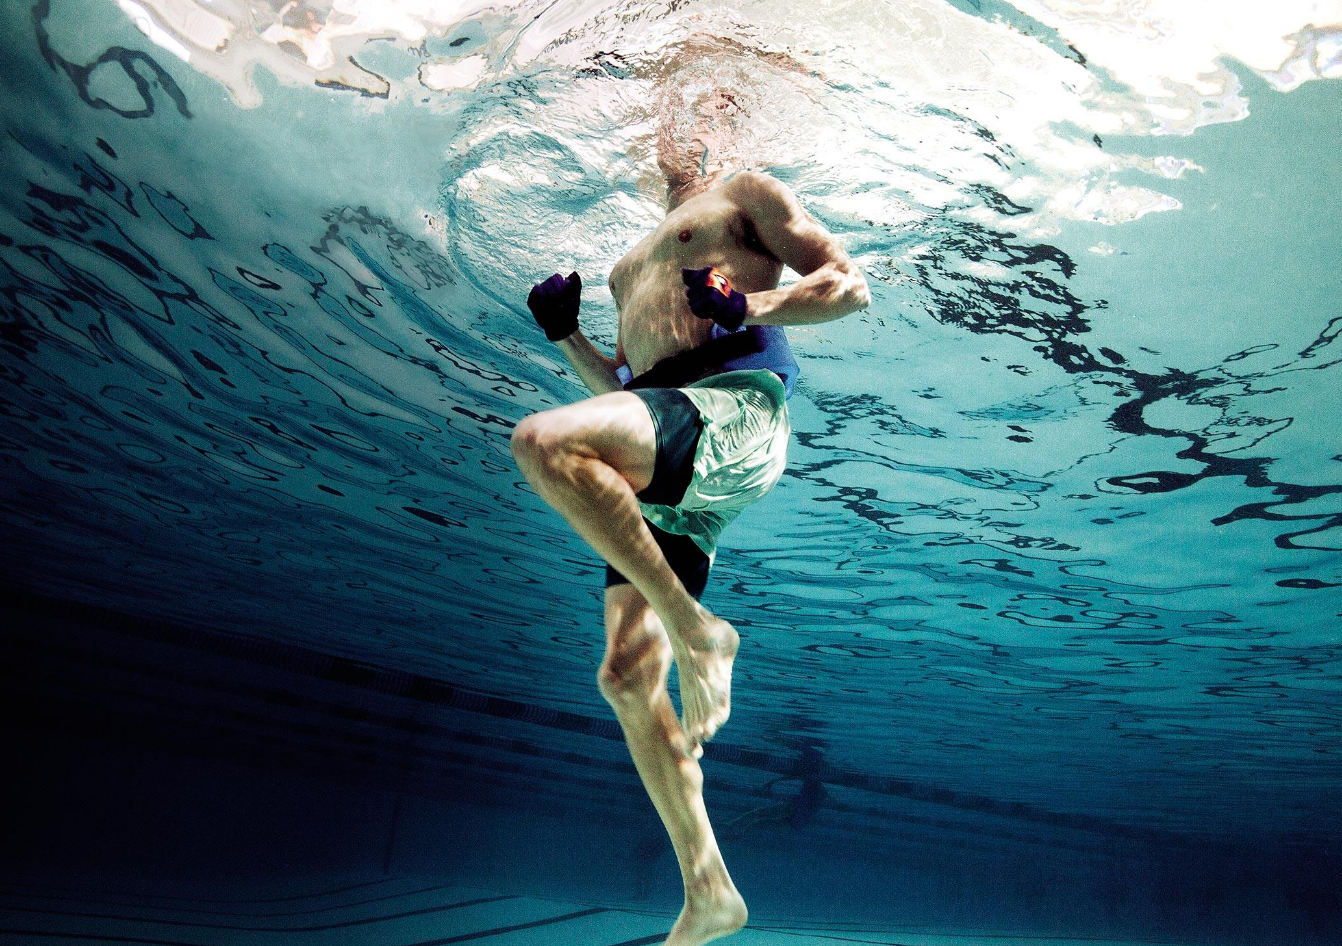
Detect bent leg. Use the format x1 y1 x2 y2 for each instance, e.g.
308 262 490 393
512 391 696 628
511 391 739 745
601 583 746 946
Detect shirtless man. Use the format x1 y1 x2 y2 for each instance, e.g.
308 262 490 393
510 164 868 944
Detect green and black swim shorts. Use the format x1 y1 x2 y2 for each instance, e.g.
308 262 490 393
605 368 790 599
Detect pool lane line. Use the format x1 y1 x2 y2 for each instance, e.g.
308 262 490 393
0 894 519 932
747 923 1189 944
0 876 397 907
0 931 200 946
0 883 460 919
0 905 609 946
406 907 610 945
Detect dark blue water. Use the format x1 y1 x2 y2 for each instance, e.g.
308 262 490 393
2 2 1339 943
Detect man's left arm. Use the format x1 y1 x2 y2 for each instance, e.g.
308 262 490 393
732 172 870 326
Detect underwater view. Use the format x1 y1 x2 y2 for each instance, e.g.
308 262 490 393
2 0 1340 944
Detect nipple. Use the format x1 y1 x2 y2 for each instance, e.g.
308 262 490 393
678 229 692 243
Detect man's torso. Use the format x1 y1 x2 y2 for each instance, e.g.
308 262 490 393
609 179 784 376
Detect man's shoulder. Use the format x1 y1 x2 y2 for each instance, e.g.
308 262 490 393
722 170 795 212
723 169 778 194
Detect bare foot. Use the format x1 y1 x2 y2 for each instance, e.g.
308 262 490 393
663 883 748 946
671 609 740 747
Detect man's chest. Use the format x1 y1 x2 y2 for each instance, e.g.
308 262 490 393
609 197 757 299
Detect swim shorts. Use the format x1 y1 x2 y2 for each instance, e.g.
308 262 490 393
605 368 791 598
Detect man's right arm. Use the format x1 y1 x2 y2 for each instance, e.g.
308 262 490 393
554 331 626 396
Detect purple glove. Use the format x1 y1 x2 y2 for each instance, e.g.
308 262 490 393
527 271 581 342
682 266 747 332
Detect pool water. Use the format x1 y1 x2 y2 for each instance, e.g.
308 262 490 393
1 1 1339 943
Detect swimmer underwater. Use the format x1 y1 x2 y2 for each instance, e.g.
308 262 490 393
510 165 869 945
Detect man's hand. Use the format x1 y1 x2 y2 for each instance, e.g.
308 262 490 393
682 266 747 332
527 271 582 342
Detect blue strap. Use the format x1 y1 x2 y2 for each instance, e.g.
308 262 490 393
713 323 799 398
614 324 800 398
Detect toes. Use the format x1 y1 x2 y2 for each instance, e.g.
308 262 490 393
699 713 725 744
682 682 729 744
694 716 715 745
701 683 730 739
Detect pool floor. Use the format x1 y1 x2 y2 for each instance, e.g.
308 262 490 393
0 876 1191 946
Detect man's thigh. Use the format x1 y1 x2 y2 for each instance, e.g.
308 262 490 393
525 390 657 492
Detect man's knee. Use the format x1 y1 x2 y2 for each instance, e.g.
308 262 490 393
510 413 564 474
598 623 672 707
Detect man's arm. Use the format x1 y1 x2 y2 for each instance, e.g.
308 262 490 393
729 172 870 326
527 270 627 396
555 331 626 396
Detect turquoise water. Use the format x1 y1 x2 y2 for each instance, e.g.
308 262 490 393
1 1 1339 942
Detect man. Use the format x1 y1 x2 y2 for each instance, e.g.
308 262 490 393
510 164 868 946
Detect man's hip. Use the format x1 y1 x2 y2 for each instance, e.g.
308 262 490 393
634 368 790 558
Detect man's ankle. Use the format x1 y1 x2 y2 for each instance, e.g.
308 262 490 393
666 600 713 646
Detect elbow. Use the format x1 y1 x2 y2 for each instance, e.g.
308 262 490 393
806 262 871 323
852 275 871 312
842 267 871 314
